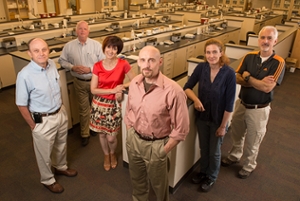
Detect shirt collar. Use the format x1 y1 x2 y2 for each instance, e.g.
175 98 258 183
76 37 89 45
257 50 275 59
30 59 50 71
136 71 165 89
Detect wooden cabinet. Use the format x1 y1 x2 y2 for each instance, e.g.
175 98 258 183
227 29 241 44
195 41 205 58
163 51 174 79
123 63 139 84
292 0 300 16
0 54 16 88
272 0 292 10
272 0 293 19
173 47 187 78
4 0 29 20
95 0 119 10
218 0 245 10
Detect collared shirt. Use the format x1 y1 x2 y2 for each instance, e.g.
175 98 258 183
16 59 62 113
58 38 105 80
183 62 236 126
124 72 190 141
236 51 285 104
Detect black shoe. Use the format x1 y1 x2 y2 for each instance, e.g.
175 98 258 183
81 137 89 146
90 130 97 136
192 172 206 184
200 177 215 192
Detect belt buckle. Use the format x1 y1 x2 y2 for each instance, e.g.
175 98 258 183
141 134 153 140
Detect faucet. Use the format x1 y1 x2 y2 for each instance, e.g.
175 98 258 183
18 17 23 29
62 24 68 38
132 36 142 52
95 11 100 19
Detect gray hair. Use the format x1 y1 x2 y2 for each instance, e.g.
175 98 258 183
76 20 90 31
259 26 278 39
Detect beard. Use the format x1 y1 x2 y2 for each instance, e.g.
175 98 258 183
261 44 270 52
142 68 153 78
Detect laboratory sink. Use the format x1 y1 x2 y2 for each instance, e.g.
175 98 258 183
68 21 78 25
201 32 221 37
49 47 64 53
94 19 108 23
55 36 77 42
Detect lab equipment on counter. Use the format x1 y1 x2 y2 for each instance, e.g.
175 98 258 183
171 33 181 42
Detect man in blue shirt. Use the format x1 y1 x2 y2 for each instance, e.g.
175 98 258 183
59 21 105 146
16 38 77 193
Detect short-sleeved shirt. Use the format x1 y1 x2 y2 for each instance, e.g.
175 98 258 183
236 51 285 104
93 58 131 100
15 59 62 113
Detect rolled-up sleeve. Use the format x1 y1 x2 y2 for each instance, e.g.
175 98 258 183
168 89 190 141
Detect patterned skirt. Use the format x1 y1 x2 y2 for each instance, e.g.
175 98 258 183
90 96 122 136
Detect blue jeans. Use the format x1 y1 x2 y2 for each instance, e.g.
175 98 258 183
196 118 223 181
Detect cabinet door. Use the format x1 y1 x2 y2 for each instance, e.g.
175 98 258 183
293 0 300 13
0 54 16 87
186 45 196 58
195 41 205 58
228 30 241 44
173 47 187 78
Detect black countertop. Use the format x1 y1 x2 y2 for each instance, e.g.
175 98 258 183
0 19 182 56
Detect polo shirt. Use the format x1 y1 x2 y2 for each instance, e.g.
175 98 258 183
236 51 285 104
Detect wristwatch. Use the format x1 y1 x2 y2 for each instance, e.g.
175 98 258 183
244 75 250 82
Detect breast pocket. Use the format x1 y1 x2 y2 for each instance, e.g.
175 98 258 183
89 54 99 66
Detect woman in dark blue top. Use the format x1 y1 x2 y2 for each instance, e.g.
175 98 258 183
184 38 236 192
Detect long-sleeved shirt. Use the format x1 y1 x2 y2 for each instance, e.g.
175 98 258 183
58 38 105 80
184 62 236 126
16 59 62 113
125 72 190 141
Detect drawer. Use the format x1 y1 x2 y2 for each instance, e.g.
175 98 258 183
163 66 173 75
164 52 174 60
163 61 173 70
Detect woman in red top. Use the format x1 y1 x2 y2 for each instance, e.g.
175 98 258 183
90 36 135 171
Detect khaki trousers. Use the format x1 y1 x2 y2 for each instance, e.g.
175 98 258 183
32 105 68 185
74 78 93 138
126 128 169 201
227 100 271 172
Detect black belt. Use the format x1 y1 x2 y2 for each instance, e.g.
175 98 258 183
76 77 91 82
135 131 168 141
40 107 61 117
241 101 269 109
